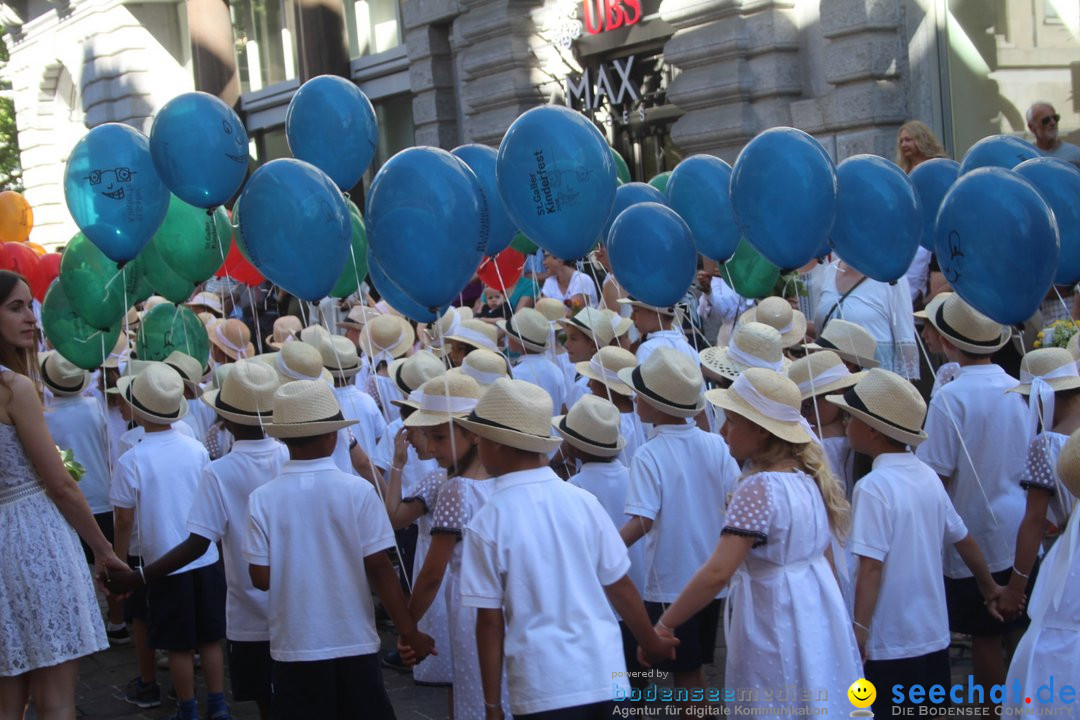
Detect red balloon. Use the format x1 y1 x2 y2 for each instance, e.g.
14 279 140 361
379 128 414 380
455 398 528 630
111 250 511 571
30 252 62 302
476 248 525 293
215 239 264 287
0 242 40 282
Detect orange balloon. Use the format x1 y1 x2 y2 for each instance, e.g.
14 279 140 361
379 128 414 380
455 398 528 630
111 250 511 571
0 191 34 244
26 242 47 257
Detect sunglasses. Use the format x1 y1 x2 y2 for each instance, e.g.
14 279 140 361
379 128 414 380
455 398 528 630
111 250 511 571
1041 114 1061 127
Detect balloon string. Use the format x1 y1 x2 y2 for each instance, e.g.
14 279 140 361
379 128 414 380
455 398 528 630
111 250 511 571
248 285 264 355
582 260 617 406
1053 286 1075 331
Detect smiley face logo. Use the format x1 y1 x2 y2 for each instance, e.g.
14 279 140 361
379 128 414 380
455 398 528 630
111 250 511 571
848 678 876 709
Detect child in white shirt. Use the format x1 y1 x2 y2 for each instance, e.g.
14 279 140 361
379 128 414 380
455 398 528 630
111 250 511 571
577 345 646 465
497 308 566 412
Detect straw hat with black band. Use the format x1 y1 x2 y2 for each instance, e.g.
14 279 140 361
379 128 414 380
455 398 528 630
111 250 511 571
318 335 363 381
825 368 927 447
202 359 280 426
403 373 483 427
497 308 551 353
266 380 357 439
576 346 636 396
454 378 563 454
705 368 816 445
552 395 625 458
444 319 499 353
786 350 863 401
113 363 190 425
925 293 1011 355
616 347 705 419
163 350 205 395
387 350 446 397
802 319 880 370
40 352 92 396
557 307 616 347
739 296 807 349
458 348 512 386
616 295 676 317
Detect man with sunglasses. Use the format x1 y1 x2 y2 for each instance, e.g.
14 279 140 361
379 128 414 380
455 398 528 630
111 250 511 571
1027 101 1080 169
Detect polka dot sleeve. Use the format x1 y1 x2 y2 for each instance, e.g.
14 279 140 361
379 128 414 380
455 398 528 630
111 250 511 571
721 473 774 547
1019 433 1058 496
404 469 446 514
431 476 467 537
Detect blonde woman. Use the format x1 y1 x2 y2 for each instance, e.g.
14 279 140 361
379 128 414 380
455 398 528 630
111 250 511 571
895 120 947 174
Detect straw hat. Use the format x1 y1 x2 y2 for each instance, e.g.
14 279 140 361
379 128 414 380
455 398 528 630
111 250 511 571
359 314 415 362
825 368 928 447
40 352 91 396
163 350 205 393
424 307 464 348
445 319 499 353
457 307 474 321
786 350 863 400
101 333 134 369
552 395 625 458
535 297 569 322
209 318 256 360
497 308 550 352
1007 347 1080 395
616 296 676 316
1055 428 1080 499
912 291 951 321
603 309 633 339
803 319 880 369
141 295 169 316
263 342 333 384
576 346 637 396
266 315 303 349
266 380 356 439
705 368 811 445
115 363 189 425
558 307 616 347
454 378 563 453
387 350 446 396
201 359 280 426
699 322 789 381
123 306 140 330
458 348 512 386
739 297 807 348
197 312 218 328
318 335 363 381
925 293 1010 355
186 291 224 317
337 305 381 331
403 373 484 427
617 347 705 418
299 325 330 346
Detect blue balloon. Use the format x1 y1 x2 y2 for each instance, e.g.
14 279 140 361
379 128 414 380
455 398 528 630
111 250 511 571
150 92 249 208
600 182 668 247
730 127 837 270
238 158 351 301
64 123 170 264
959 134 1041 175
367 250 443 323
452 144 516 255
367 147 488 311
909 158 960 250
607 203 697 308
830 155 921 283
497 105 617 260
1015 157 1080 285
666 155 739 262
286 76 378 191
934 167 1058 325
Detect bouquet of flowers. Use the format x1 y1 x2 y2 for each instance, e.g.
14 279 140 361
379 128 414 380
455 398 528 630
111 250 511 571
57 447 85 482
1034 319 1079 349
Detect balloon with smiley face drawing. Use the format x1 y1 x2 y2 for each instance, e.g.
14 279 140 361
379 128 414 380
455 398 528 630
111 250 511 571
150 92 250 209
64 123 170 264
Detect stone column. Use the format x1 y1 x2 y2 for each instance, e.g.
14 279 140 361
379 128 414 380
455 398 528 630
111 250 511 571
187 0 241 105
404 0 462 148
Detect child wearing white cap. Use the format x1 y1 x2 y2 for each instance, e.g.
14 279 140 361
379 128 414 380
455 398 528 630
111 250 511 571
618 348 740 694
829 369 1003 716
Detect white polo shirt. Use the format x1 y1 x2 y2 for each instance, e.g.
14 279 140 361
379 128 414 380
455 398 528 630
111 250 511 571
636 329 699 366
916 364 1030 577
513 353 567 414
244 457 395 661
330 384 389 475
110 429 218 573
187 438 288 641
180 399 217 447
625 423 740 601
45 394 111 514
850 453 968 661
571 461 646 592
461 468 630 715
618 411 647 467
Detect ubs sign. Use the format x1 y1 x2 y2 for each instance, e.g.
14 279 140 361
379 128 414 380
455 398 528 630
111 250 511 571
581 0 641 33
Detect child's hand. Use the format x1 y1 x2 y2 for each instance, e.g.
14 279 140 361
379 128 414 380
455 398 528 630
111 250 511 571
105 569 142 596
636 626 679 667
392 428 409 470
94 551 131 597
399 629 436 664
989 584 1024 621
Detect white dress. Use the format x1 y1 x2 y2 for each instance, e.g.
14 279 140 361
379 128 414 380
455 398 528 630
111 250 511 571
822 435 856 616
0 417 108 676
407 470 453 685
722 470 861 715
431 475 509 720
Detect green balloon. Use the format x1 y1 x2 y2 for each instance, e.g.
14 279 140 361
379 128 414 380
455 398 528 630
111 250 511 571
510 231 538 256
135 303 210 368
149 195 233 285
141 239 199 304
648 172 671 194
330 202 369 299
41 282 122 370
59 233 143 330
125 254 156 306
611 147 630 184
721 239 780 299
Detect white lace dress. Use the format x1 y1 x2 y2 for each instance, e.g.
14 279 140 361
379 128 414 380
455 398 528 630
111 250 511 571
0 418 108 676
406 470 453 685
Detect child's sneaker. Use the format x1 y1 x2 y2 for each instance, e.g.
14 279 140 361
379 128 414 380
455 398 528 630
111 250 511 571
106 623 131 646
123 676 162 708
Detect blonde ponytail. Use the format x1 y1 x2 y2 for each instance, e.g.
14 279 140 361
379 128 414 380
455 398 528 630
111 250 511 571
747 438 851 540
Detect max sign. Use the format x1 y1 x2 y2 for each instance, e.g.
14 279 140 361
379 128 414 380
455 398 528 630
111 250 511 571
565 56 640 110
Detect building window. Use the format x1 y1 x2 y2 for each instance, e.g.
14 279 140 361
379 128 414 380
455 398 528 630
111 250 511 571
370 93 415 175
343 0 404 58
232 0 300 94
